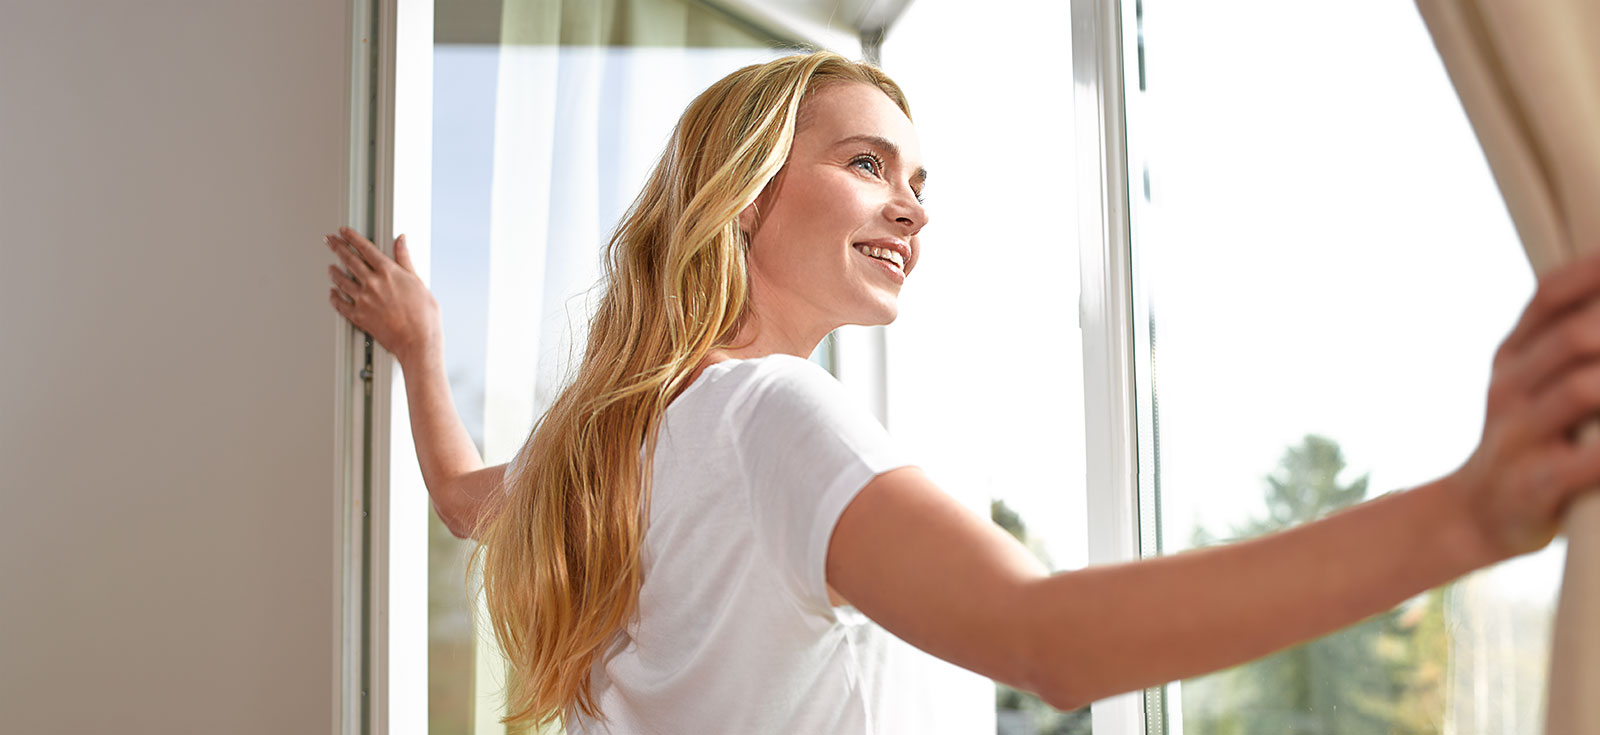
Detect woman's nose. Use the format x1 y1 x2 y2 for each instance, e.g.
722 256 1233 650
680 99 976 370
889 192 928 234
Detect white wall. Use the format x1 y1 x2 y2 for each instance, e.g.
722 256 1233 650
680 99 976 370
0 1 352 731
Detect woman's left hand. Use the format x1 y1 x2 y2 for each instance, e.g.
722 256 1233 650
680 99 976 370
1451 247 1600 562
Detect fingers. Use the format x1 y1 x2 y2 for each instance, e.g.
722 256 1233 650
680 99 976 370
1499 248 1600 360
1495 298 1600 404
324 228 370 326
328 263 360 297
393 234 415 274
328 287 356 321
325 232 376 278
332 226 389 273
1540 438 1600 522
1521 361 1600 447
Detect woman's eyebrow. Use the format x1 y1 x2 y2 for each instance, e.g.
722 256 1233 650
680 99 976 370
833 134 929 187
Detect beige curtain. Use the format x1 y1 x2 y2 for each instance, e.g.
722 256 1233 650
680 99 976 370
1414 1 1600 733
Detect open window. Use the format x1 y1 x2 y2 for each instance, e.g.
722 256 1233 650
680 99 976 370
1081 0 1568 732
359 1 1564 733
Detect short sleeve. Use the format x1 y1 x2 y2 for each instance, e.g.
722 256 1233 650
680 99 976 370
729 356 915 615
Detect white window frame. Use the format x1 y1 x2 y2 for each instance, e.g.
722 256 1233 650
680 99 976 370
339 0 433 733
1073 0 1160 733
336 0 378 733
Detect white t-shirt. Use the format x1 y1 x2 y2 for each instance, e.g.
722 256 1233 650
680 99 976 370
559 354 990 735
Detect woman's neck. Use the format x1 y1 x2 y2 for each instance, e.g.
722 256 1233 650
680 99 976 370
692 314 825 383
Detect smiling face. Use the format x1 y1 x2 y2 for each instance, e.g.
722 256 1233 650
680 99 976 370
736 81 929 352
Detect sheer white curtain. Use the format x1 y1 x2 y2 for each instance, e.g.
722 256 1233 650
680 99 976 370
481 3 782 477
1416 1 1600 733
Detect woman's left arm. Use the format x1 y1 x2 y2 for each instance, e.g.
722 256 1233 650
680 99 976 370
829 465 1489 710
827 246 1600 710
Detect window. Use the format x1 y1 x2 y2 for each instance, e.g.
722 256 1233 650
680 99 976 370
383 2 1566 732
1117 1 1566 732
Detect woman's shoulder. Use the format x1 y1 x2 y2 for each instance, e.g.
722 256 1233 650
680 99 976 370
673 353 836 418
713 353 839 399
709 355 870 435
723 352 827 377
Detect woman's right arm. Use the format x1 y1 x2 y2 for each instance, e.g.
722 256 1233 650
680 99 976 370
324 226 499 539
398 347 502 540
431 461 509 540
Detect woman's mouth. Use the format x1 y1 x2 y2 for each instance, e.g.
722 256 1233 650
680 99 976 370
854 243 905 269
853 244 907 283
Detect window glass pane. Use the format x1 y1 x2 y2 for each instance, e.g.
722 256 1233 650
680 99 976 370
883 1 1090 733
1125 1 1565 732
428 36 494 735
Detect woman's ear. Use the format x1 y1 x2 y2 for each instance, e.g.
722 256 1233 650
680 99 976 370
738 201 760 238
740 172 780 237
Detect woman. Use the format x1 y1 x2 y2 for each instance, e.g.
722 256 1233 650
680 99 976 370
324 51 1600 732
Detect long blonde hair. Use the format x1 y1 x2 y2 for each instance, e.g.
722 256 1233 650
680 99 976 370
468 50 912 728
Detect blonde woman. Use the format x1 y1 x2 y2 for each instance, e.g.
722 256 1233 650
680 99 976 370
324 50 1600 733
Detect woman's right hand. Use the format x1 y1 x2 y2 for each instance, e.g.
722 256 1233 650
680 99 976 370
324 226 441 367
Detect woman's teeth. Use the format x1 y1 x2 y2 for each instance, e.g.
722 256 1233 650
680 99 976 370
855 244 905 269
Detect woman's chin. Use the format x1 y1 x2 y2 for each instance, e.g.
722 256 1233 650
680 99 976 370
848 301 899 327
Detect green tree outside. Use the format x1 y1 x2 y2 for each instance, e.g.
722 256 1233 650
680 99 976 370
1181 435 1448 735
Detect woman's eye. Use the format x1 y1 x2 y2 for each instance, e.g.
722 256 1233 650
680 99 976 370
852 155 881 176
